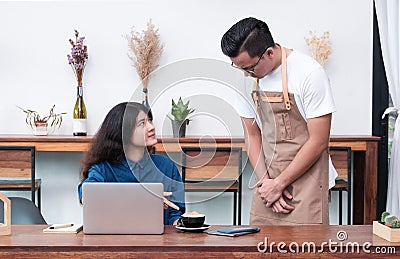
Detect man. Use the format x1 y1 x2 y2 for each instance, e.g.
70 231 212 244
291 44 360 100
221 17 336 225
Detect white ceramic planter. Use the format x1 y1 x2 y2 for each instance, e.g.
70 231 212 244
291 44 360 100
34 122 48 136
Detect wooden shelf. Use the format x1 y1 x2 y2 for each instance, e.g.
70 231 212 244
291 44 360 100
0 134 380 152
0 134 380 224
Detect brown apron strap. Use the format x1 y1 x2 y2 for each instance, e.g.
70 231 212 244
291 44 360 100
281 46 290 110
253 95 283 103
252 79 260 125
253 45 290 110
253 78 259 91
253 78 260 107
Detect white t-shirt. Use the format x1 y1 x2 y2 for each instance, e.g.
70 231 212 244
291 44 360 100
235 49 338 188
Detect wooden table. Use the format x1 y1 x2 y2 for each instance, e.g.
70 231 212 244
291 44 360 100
0 225 398 258
0 135 380 224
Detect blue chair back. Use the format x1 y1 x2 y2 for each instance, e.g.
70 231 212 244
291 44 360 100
0 197 46 224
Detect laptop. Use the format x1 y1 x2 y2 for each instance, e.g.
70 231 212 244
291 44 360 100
82 182 164 234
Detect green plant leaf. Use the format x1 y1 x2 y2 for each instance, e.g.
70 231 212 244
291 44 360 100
171 97 195 121
381 211 390 223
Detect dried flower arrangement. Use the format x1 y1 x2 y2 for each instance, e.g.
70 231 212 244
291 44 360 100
304 31 331 67
67 30 89 86
125 20 164 106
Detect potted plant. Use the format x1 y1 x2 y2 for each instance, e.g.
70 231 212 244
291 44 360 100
169 97 195 138
18 105 66 135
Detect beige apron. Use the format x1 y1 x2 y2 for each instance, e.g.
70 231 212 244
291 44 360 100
250 46 329 225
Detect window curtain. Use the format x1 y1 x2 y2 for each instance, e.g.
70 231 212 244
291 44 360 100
375 0 400 217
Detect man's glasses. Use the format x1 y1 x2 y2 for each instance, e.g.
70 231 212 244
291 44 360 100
231 47 268 75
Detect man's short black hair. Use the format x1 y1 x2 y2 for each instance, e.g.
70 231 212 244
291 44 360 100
221 17 275 58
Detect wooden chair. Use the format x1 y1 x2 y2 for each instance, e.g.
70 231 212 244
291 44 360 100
329 146 352 225
181 147 242 225
0 146 41 210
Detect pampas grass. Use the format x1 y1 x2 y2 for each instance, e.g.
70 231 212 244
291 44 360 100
304 31 331 67
125 20 164 88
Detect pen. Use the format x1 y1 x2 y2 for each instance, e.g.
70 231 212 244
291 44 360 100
49 223 74 229
163 198 180 211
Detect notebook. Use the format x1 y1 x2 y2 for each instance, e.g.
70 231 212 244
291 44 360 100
82 182 164 234
43 224 83 233
206 226 260 236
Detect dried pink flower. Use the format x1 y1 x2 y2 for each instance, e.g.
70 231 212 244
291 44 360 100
67 30 88 86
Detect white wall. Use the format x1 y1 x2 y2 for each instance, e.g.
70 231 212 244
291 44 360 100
0 0 373 225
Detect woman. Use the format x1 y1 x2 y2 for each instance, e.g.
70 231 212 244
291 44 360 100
78 102 185 225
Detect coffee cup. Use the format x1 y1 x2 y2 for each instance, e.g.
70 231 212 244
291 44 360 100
179 213 205 228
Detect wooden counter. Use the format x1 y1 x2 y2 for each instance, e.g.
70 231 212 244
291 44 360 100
0 225 398 258
0 134 380 224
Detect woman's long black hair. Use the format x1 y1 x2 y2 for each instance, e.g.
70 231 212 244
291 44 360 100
80 102 152 181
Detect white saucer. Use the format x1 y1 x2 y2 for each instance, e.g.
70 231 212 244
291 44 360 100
176 224 211 232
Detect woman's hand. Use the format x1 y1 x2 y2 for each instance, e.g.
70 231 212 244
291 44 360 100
163 192 172 209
